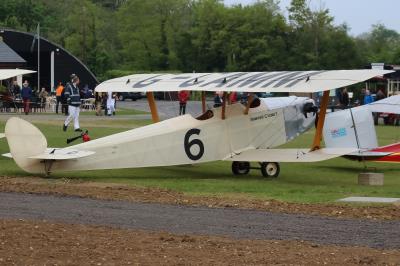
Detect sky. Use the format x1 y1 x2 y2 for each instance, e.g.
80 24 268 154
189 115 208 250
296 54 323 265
224 0 400 36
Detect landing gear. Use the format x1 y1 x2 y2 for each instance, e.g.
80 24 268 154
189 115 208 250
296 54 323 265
231 161 280 178
260 162 280 178
231 161 250 175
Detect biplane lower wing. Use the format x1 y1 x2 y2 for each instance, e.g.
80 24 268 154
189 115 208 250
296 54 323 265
224 148 358 163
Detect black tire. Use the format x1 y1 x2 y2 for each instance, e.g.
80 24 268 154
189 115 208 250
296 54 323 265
231 161 250 175
118 95 125 101
260 162 280 178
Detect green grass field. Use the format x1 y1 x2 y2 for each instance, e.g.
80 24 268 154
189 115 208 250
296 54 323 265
1 118 400 203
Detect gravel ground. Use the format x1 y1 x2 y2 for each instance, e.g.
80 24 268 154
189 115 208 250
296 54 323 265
1 192 399 249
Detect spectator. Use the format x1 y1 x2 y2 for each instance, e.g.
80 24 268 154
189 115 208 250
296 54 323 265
95 92 103 116
11 80 21 98
21 80 32 115
55 82 64 114
106 92 116 116
364 89 374 105
376 89 385 101
229 91 237 104
178 90 189 115
358 88 366 105
335 88 342 106
61 84 69 116
341 87 349 109
214 92 222 108
38 87 48 109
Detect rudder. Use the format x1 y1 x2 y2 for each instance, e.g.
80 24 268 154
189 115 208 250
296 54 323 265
5 117 47 174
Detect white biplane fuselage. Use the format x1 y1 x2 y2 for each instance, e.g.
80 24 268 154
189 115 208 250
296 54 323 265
5 97 315 174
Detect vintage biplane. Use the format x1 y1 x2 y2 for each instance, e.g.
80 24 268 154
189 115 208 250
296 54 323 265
323 94 400 163
2 70 394 176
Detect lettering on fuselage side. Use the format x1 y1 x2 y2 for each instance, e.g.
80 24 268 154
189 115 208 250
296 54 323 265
199 73 248 88
132 75 163 88
250 112 278 122
179 74 212 88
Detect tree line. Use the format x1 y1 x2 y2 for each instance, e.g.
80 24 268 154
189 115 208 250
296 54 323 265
1 0 399 81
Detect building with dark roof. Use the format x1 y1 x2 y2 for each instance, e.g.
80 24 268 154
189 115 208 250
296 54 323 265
0 29 98 90
0 39 26 69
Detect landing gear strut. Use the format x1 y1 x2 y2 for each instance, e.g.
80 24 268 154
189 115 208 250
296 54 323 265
231 161 280 178
231 161 250 175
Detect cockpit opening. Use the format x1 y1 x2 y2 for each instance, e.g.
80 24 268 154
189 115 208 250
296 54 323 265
196 110 214 120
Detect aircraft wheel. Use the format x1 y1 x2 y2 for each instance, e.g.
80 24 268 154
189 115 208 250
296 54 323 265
231 161 250 175
260 162 280 178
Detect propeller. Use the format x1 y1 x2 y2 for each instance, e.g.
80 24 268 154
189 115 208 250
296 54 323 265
303 102 318 118
303 102 319 128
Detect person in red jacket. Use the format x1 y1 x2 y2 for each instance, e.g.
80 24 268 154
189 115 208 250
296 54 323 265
178 90 190 115
229 91 237 104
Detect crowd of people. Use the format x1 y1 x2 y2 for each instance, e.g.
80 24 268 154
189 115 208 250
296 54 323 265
1 73 120 132
334 86 399 125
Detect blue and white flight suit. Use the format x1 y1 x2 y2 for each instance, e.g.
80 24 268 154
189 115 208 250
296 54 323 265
63 82 81 130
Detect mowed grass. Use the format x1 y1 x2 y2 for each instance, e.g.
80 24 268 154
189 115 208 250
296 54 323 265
0 119 400 203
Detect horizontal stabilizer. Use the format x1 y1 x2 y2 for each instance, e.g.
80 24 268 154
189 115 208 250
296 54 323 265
224 148 357 163
346 151 393 157
28 148 95 160
2 153 12 158
0 133 5 139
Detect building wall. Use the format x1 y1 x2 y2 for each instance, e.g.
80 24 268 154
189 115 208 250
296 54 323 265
0 29 98 91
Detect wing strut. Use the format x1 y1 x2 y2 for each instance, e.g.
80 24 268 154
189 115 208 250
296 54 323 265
244 93 254 115
146 92 160 123
201 91 206 113
222 92 227 120
310 90 330 151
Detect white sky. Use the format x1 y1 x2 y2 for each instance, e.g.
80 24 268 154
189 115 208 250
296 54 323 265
224 0 400 36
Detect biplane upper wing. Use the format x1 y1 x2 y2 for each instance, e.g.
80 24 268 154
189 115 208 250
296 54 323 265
0 69 36 80
95 70 393 93
224 148 358 163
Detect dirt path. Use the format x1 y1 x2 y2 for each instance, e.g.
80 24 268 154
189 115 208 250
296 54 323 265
1 192 400 249
2 219 399 265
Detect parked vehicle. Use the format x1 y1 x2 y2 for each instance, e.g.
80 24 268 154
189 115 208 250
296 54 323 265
116 92 144 101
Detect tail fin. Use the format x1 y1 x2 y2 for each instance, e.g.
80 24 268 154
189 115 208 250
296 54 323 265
5 117 47 174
